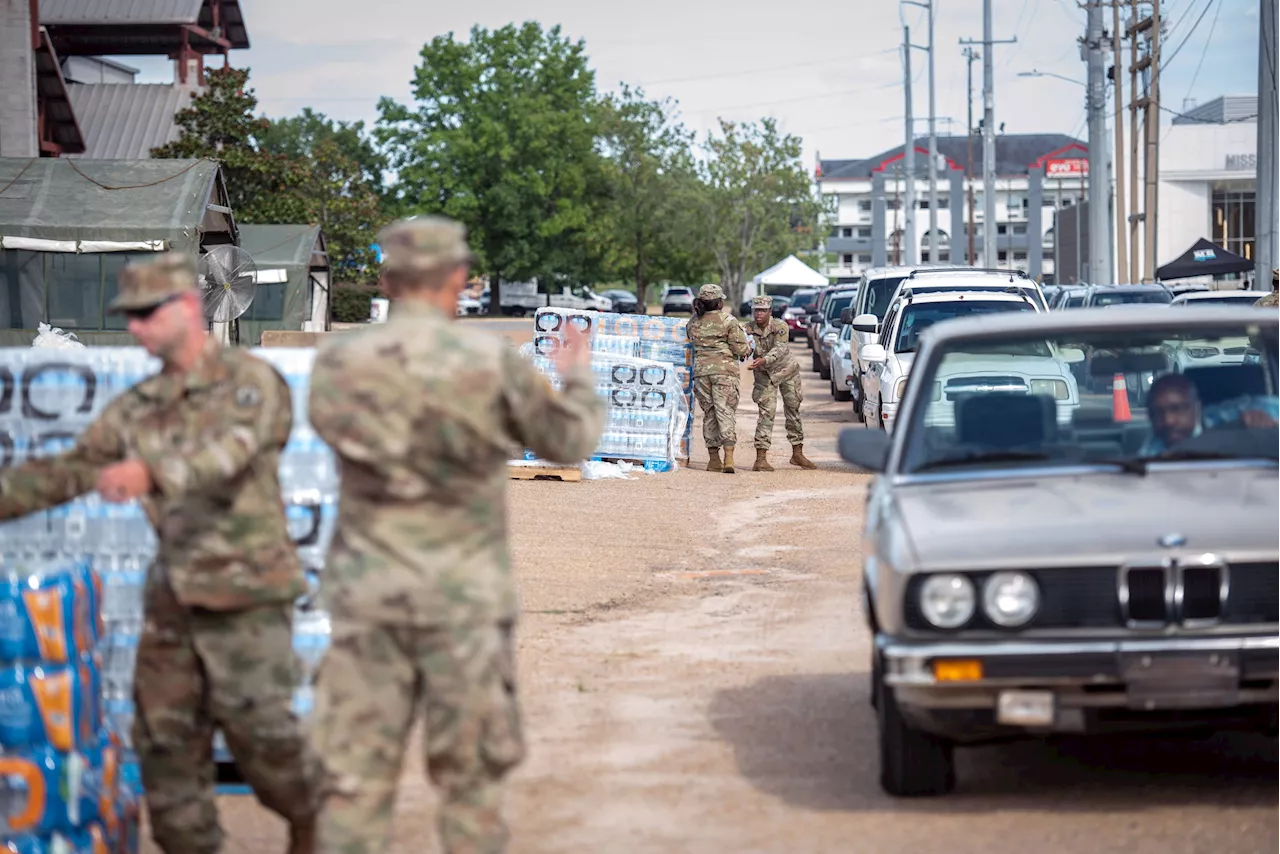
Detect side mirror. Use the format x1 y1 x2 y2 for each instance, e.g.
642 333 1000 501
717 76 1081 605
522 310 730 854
838 428 892 472
852 313 879 334
860 343 887 364
840 308 853 325
1057 346 1086 364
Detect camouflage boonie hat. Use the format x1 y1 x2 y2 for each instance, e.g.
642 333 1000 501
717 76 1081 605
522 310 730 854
107 252 197 313
751 295 773 310
697 284 725 301
377 216 476 273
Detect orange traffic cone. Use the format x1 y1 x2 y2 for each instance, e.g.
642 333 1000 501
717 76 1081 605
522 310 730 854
1112 373 1131 422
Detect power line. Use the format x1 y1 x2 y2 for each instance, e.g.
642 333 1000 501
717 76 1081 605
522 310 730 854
1160 0 1217 72
1181 0 1222 99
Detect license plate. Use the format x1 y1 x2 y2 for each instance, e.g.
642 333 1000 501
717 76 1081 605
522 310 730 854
1119 650 1241 710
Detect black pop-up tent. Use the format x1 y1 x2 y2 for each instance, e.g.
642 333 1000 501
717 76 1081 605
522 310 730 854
1156 238 1254 281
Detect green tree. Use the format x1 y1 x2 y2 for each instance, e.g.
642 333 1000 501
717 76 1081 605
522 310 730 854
597 85 713 304
152 67 304 223
696 118 825 307
260 111 386 282
376 22 605 313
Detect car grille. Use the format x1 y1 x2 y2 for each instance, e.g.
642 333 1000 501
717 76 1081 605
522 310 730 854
943 376 1027 400
902 561 1278 631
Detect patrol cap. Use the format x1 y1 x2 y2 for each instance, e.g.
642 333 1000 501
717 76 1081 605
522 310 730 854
697 284 725 301
107 252 198 314
377 216 476 274
751 295 773 310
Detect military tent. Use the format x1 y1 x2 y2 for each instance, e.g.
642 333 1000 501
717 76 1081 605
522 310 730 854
0 157 235 346
236 224 329 346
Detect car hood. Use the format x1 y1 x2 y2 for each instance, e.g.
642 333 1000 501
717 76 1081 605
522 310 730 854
894 467 1279 570
935 352 1072 378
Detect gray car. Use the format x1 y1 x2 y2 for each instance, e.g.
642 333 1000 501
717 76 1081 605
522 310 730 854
839 306 1279 797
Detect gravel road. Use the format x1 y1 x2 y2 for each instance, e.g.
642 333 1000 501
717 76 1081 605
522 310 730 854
149 337 1278 854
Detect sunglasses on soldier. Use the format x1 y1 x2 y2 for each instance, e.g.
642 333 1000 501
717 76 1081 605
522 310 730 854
123 293 183 322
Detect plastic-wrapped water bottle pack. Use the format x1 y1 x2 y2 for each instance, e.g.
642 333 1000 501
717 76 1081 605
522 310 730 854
0 552 141 853
0 347 335 789
529 308 695 467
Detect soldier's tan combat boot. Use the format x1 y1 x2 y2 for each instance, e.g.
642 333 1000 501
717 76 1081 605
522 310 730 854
288 817 316 854
790 444 817 469
707 448 723 472
722 446 737 474
753 449 774 471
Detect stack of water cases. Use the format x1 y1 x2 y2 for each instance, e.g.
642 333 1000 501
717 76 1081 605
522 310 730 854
0 348 334 795
526 308 692 471
0 552 141 853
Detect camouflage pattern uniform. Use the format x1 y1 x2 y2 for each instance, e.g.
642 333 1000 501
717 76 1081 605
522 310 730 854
306 216 604 854
1257 269 1279 307
688 284 751 453
0 256 318 854
745 296 805 450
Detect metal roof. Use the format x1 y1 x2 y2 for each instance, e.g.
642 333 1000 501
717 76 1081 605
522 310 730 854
66 83 193 159
238 224 328 273
819 134 1087 181
1171 95 1259 126
39 0 250 52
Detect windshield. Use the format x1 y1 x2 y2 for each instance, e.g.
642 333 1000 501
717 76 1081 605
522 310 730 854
790 289 819 310
1090 289 1172 306
863 276 908 319
894 300 1034 353
899 321 1279 475
1175 294 1262 307
824 294 856 322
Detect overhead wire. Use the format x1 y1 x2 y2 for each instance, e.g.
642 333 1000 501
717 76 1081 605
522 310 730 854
1160 0 1218 72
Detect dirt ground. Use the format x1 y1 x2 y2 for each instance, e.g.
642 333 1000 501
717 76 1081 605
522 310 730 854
154 337 1277 854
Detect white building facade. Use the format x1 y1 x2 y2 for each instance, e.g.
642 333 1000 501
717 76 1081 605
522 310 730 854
817 134 1089 284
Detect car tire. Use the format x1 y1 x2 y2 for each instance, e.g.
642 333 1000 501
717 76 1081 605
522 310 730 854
811 351 821 373
833 378 852 402
819 360 831 381
851 382 865 422
875 670 956 797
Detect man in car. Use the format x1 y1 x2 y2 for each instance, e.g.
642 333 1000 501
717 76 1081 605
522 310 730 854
1142 373 1278 456
745 295 816 471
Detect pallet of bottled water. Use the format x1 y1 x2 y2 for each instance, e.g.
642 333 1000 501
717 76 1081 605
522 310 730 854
530 308 694 465
517 342 688 473
0 347 334 795
0 552 141 852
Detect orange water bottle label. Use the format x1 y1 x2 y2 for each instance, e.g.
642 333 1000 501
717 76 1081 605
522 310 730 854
29 670 73 752
100 746 119 836
22 588 69 663
0 756 45 832
89 821 111 854
72 574 93 655
76 659 95 747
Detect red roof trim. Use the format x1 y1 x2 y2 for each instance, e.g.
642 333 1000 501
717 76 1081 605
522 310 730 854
1029 142 1088 168
871 146 964 173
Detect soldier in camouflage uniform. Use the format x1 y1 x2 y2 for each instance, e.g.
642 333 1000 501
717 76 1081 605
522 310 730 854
745 295 817 471
1256 268 1279 308
0 253 319 854
688 284 751 473
306 216 604 854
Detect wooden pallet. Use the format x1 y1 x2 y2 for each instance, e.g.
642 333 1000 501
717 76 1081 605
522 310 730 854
508 463 582 482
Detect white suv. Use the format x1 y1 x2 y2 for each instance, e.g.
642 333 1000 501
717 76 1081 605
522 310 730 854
858 290 1046 432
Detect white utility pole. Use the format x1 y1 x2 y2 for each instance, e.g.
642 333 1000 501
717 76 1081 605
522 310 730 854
903 25 918 266
961 1 1016 268
905 0 940 258
1256 0 1278 291
1085 1 1113 284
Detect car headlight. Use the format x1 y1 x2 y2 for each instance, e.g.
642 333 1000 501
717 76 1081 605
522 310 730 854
919 574 976 629
982 572 1040 627
1029 379 1070 400
1184 347 1219 359
894 376 908 399
931 381 942 401
823 332 838 346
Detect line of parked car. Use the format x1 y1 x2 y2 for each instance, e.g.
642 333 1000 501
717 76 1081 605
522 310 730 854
800 269 1273 431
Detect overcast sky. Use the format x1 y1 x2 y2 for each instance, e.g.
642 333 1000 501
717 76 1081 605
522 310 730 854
116 0 1259 168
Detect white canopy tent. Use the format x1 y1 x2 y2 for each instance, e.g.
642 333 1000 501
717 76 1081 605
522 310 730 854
744 255 829 301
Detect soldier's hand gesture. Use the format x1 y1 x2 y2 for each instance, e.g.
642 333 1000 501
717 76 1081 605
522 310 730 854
554 324 591 373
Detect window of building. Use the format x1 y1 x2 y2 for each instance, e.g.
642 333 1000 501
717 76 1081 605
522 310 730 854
857 227 872 238
830 226 841 238
1013 251 1027 262
45 254 102 330
859 200 873 212
841 227 854 238
1212 187 1256 261
997 224 1008 236
842 254 854 265
938 251 951 262
857 254 872 264
1 250 162 331
998 251 1008 262
1012 224 1027 236
0 250 46 330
